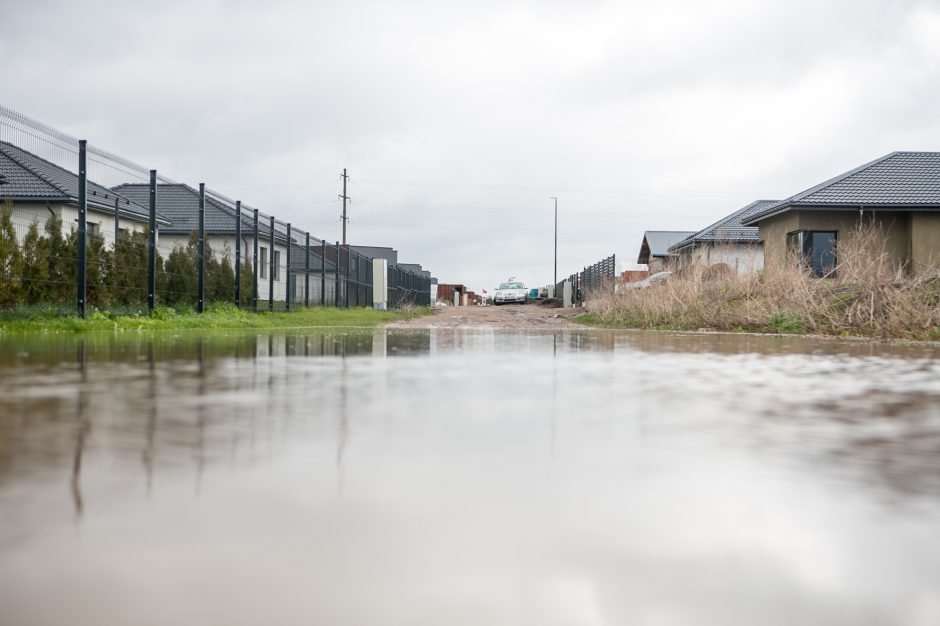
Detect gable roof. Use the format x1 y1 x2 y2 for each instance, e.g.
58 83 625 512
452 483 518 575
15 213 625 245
637 230 696 263
744 151 940 225
113 183 302 243
0 141 165 223
670 200 778 252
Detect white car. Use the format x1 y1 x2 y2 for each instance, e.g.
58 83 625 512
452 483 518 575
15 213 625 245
493 281 528 305
623 271 673 290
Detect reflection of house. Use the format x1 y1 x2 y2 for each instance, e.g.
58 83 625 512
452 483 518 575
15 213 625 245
743 152 940 275
0 141 170 246
669 200 777 274
115 183 294 302
636 230 695 272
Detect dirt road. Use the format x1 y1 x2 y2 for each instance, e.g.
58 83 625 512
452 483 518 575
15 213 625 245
387 303 583 329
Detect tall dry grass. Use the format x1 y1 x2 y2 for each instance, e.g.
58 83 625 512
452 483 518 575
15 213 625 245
588 223 940 339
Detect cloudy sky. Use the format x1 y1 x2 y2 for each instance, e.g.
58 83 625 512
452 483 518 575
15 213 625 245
3 0 940 291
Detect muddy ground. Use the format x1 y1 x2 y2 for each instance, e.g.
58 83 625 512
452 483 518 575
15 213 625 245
387 303 584 329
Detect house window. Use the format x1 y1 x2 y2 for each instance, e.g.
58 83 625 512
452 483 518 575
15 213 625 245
260 247 268 279
787 230 837 277
273 250 281 281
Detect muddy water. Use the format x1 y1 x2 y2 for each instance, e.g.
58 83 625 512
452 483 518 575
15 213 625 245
1 330 939 626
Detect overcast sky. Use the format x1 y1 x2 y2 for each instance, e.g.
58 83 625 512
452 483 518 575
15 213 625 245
3 0 940 292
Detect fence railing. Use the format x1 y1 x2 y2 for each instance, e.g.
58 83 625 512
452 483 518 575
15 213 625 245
0 105 429 316
555 254 616 304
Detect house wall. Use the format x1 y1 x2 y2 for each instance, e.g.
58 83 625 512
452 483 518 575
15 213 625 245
677 243 763 274
910 213 940 271
758 210 914 270
158 233 291 302
647 256 673 273
9 202 148 249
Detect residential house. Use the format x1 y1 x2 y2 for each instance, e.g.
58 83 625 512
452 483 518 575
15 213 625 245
114 183 295 302
636 230 696 272
669 200 778 274
743 152 940 275
0 141 169 246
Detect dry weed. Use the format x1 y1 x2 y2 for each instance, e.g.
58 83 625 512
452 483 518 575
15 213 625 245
589 223 940 339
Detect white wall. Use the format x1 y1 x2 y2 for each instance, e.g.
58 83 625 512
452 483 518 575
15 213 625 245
678 243 764 274
9 202 148 249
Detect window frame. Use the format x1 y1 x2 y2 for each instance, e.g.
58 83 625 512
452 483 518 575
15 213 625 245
786 229 838 277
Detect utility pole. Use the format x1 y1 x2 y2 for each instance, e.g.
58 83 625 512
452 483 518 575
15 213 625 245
551 196 558 293
339 168 350 245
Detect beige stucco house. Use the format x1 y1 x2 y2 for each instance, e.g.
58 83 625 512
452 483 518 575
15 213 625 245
743 152 940 275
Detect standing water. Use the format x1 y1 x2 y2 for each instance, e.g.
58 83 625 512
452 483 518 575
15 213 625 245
1 329 939 626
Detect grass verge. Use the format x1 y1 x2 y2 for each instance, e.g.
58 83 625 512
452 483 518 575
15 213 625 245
0 302 431 334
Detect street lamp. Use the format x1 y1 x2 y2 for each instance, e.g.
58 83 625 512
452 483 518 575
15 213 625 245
551 196 558 295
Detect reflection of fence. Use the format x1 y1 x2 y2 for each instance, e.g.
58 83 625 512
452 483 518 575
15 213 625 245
0 105 427 316
555 254 616 302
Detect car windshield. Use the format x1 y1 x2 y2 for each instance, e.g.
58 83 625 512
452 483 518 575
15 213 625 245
499 282 525 290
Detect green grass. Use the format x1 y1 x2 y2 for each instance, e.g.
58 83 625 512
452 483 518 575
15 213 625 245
0 302 431 334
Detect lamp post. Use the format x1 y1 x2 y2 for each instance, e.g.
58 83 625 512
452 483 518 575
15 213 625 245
551 196 558 294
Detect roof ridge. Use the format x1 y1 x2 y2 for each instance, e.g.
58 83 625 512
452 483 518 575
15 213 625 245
783 152 898 206
0 141 72 198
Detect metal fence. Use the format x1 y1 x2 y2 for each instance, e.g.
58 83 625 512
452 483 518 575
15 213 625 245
555 254 616 304
389 264 432 308
0 105 428 316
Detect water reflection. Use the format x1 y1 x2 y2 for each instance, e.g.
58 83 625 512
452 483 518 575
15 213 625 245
1 329 940 626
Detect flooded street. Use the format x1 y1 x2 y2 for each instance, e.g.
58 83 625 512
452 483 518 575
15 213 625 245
1 329 940 626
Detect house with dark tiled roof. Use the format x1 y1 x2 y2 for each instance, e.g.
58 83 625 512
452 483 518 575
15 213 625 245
743 152 940 275
668 200 778 274
636 230 696 272
0 141 170 246
114 182 337 303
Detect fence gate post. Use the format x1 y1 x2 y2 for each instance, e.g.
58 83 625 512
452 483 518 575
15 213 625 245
268 216 275 311
235 200 241 306
304 233 310 307
197 183 206 313
285 222 292 311
148 170 157 312
252 209 259 311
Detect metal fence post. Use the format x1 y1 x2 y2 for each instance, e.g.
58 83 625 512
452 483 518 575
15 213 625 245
76 140 87 319
113 196 120 248
285 222 292 311
304 233 310 307
268 216 275 311
334 241 340 307
252 209 259 311
321 239 326 305
197 183 206 313
344 245 350 308
148 170 157 312
235 200 241 306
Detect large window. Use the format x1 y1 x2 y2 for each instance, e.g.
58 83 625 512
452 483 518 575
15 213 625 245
273 250 281 281
787 230 837 277
260 247 268 279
